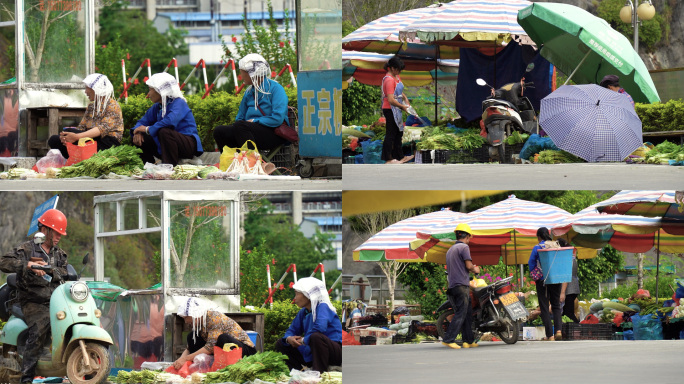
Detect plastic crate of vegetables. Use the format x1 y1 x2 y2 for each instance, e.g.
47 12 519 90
561 323 614 340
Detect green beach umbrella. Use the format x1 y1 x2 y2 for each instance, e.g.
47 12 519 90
517 2 660 103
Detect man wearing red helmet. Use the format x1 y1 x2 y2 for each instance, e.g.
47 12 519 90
0 209 69 383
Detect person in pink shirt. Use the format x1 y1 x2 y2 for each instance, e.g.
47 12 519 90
381 57 414 164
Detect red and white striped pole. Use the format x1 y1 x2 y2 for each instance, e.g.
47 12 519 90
230 59 239 94
311 263 326 287
287 263 298 283
202 59 236 99
273 64 297 88
118 58 150 101
180 59 206 91
163 58 179 83
266 264 273 308
121 59 128 102
146 58 152 80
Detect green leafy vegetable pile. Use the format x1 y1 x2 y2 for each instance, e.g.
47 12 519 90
416 127 486 151
58 145 144 178
536 150 585 164
204 351 289 384
644 141 684 164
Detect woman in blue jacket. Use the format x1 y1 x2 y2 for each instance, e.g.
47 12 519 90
131 72 203 166
276 277 342 372
213 54 288 151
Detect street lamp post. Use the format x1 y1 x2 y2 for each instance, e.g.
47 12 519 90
620 0 656 52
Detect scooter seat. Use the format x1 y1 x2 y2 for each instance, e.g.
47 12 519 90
6 273 17 288
10 304 24 321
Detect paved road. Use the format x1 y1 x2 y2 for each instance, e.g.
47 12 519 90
343 340 681 384
342 164 684 190
0 178 342 191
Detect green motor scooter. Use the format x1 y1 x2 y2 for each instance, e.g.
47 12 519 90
0 234 113 384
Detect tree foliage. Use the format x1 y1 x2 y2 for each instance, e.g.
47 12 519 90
97 2 188 74
225 0 296 88
342 0 435 32
342 80 382 126
577 245 625 299
596 0 663 51
241 199 338 304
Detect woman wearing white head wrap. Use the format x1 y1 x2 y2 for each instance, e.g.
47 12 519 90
213 53 290 152
130 73 204 166
48 73 123 159
172 296 256 370
275 277 342 373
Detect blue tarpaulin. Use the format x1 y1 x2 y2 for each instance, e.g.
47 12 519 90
456 41 552 122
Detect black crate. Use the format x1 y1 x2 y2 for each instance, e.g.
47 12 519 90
504 143 525 163
434 149 479 164
419 150 433 163
472 145 491 163
561 323 615 341
262 145 294 169
360 336 376 345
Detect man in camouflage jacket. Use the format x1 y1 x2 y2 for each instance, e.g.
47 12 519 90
0 209 69 383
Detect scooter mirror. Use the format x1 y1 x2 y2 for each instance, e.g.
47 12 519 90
476 78 488 86
526 63 535 72
33 232 45 245
82 253 90 265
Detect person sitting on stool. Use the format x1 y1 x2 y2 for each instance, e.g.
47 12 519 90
275 277 342 372
172 297 256 370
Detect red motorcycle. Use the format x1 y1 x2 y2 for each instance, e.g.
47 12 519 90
436 276 528 344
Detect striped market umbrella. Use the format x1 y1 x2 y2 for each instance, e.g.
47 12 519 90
589 190 684 227
353 209 466 263
343 50 459 87
409 195 597 266
562 191 684 299
540 84 643 162
399 0 533 48
342 3 460 60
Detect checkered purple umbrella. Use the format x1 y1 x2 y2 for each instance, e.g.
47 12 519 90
539 84 643 162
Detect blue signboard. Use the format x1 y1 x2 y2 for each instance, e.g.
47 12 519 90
297 70 342 158
28 195 59 236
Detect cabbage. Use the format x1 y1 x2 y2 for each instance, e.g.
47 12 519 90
525 294 539 309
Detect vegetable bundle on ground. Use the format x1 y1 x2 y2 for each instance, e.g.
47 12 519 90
644 141 684 164
203 351 289 383
58 145 144 178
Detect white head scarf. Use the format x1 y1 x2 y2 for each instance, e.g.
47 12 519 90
238 53 271 108
176 296 212 343
83 73 114 118
146 72 184 118
293 277 335 322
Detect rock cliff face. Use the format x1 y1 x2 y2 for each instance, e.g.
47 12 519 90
539 0 684 70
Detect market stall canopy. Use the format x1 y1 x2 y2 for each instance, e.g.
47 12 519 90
343 50 459 87
353 209 466 263
342 190 504 217
517 2 660 103
342 3 460 60
589 190 684 228
540 84 643 162
399 0 534 49
408 195 598 264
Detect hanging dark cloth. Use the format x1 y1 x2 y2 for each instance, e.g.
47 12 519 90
456 40 552 122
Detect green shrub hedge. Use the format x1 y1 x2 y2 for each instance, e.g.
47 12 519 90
242 300 343 352
636 99 684 133
119 88 298 152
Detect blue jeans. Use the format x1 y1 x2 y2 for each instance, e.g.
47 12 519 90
443 285 474 344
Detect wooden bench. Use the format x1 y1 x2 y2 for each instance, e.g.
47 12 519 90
172 312 265 358
26 107 86 156
642 130 684 145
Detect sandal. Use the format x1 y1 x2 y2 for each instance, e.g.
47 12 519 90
541 336 554 341
554 331 563 341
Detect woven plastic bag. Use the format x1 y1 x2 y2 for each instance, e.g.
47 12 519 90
210 344 242 371
65 137 97 166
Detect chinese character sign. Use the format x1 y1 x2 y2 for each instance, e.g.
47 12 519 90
297 71 342 158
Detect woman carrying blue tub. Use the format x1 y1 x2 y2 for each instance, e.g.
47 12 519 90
528 227 563 341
